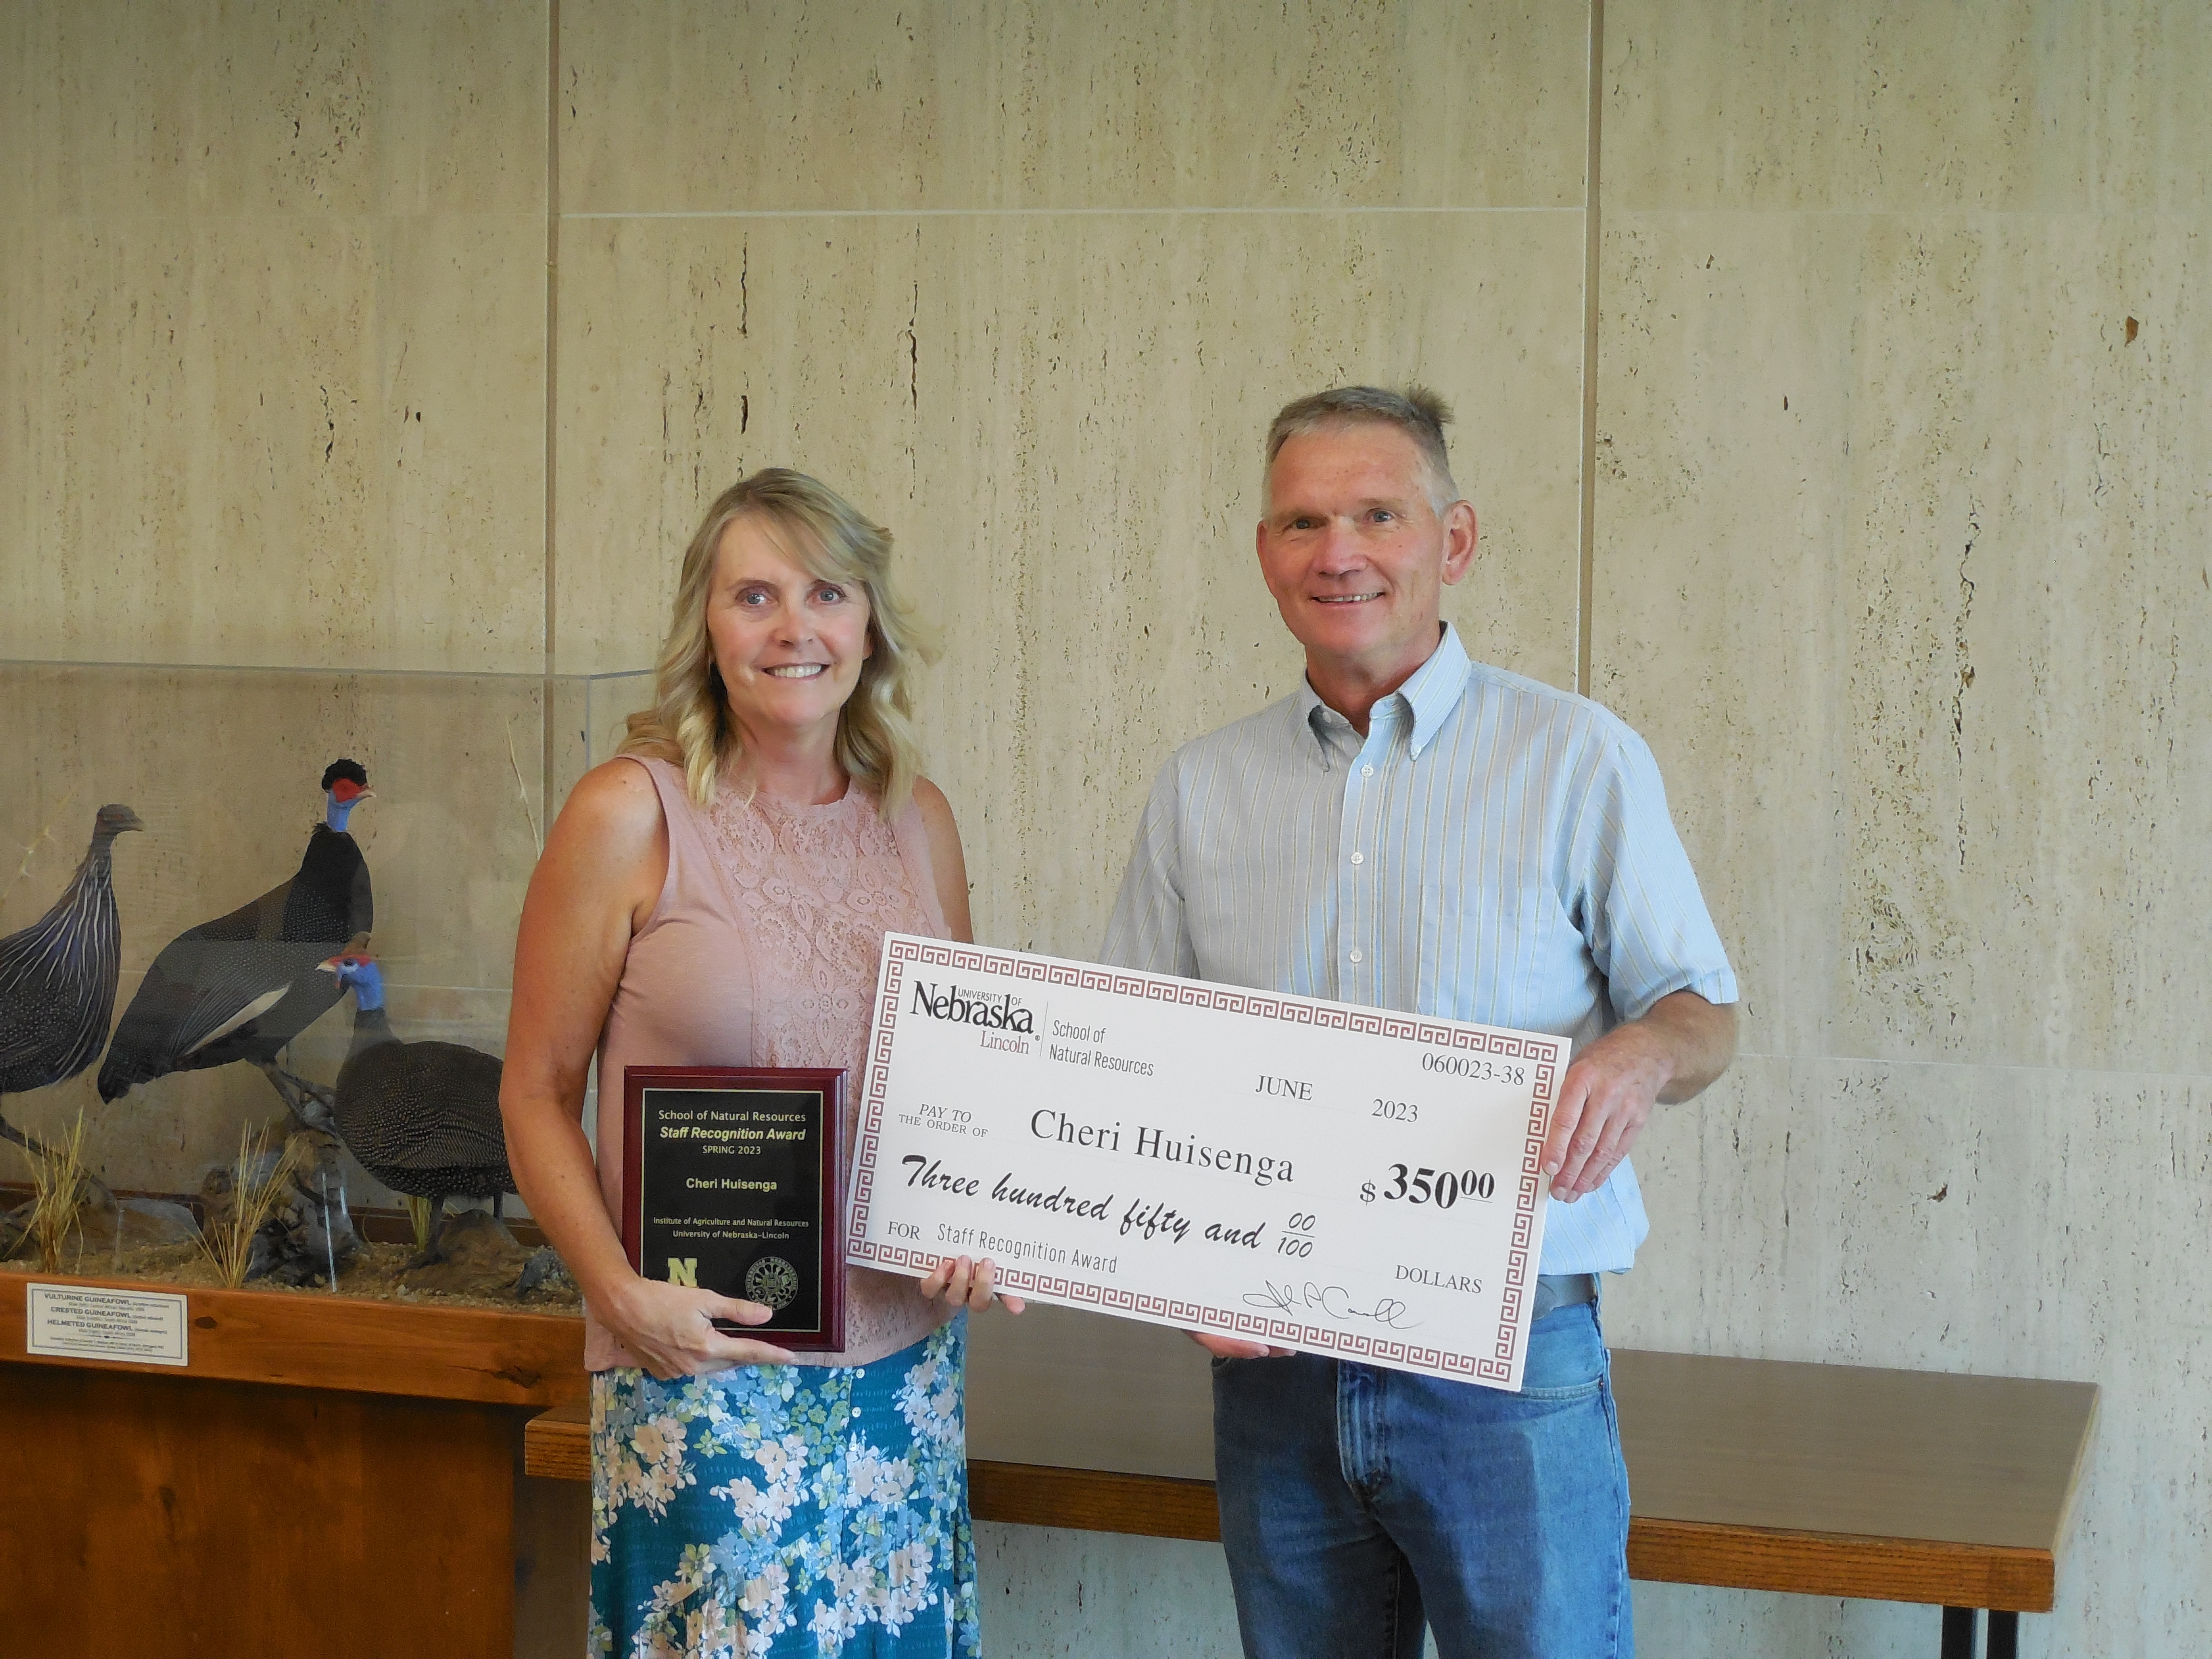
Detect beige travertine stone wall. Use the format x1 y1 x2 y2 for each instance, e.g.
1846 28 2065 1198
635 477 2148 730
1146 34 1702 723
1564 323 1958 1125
555 210 1587 951
1596 3 2212 1654
548 0 1592 973
0 0 548 672
557 0 1586 213
7 2 2209 1654
553 0 1595 961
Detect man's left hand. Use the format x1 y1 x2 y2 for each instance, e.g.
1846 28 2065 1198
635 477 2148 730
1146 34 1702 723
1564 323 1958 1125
1541 991 1738 1200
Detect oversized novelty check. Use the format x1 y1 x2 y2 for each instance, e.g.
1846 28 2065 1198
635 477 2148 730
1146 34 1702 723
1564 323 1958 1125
847 935 1567 1389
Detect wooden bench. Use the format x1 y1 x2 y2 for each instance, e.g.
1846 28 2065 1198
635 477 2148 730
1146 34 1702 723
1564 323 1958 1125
526 1304 2096 1658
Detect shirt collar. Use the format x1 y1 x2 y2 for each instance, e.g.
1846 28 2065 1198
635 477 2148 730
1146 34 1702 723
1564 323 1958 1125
1298 624 1473 761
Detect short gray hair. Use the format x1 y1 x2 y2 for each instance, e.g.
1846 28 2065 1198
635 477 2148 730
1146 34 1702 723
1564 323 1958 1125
1262 384 1459 513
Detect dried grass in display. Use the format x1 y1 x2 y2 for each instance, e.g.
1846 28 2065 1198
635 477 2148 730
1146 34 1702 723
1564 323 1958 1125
20 1110 93 1272
196 1125 309 1289
405 1193 435 1253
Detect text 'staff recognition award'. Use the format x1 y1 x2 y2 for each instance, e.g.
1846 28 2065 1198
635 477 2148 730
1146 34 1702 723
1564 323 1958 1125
624 1066 847 1351
849 936 1567 1390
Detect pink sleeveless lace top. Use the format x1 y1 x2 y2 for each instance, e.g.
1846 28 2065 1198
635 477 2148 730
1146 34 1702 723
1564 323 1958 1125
586 756 953 1372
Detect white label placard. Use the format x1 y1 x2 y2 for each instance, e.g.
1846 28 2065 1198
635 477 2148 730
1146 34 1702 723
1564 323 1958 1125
25 1282 190 1366
849 935 1565 1389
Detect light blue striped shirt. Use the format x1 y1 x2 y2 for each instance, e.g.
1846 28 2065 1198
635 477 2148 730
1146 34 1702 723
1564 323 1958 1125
1101 624 1738 1274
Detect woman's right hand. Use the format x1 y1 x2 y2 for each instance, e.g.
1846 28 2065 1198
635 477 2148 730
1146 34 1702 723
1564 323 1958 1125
603 1274 797 1379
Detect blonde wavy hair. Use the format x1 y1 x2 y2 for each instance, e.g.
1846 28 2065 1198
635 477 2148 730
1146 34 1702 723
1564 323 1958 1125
619 469 938 818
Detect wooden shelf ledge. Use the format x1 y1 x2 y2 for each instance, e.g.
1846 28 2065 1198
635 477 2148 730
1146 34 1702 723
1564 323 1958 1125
2 1270 585 1408
1627 1516 2053 1611
527 1399 592 1479
524 1404 2056 1610
524 1318 2100 1615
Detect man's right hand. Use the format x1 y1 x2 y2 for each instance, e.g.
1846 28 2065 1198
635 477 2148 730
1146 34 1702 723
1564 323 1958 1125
1186 1329 1296 1359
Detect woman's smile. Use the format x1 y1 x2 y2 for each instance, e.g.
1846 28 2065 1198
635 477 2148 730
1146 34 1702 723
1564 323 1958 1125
705 513 876 753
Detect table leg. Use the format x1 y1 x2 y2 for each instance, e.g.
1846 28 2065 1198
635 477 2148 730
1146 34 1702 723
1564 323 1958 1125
1987 1611 2019 1659
1941 1607 1978 1658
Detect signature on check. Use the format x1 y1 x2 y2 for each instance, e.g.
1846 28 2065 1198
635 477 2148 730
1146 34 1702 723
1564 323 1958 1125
1242 1280 1420 1331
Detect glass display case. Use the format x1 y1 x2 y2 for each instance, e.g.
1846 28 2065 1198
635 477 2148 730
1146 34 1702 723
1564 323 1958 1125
0 656 654 1307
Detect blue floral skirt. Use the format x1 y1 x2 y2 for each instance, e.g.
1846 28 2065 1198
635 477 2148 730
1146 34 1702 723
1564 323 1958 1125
590 1316 981 1659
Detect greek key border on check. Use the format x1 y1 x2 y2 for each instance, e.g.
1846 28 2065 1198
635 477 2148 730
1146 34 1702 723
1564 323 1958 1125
854 938 1552 1384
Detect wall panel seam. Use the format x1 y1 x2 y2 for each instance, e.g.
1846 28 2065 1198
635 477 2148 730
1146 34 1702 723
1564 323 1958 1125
1576 0 1603 696
542 0 563 806
558 207 1579 220
1731 1051 2200 1083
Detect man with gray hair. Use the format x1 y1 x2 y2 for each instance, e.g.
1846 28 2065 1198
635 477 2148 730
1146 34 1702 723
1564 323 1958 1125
1103 385 1739 1657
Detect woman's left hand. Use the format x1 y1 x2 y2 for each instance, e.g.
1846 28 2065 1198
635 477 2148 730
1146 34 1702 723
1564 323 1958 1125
918 1254 1025 1314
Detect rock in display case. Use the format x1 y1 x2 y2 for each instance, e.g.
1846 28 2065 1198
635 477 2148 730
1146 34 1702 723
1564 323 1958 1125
0 656 653 1305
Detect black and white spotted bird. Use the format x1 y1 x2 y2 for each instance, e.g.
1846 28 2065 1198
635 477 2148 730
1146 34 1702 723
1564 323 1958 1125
320 949 515 1266
96 760 373 1116
0 803 144 1158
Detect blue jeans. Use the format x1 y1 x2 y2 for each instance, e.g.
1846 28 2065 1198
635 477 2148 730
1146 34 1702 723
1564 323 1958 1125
1211 1301 1632 1659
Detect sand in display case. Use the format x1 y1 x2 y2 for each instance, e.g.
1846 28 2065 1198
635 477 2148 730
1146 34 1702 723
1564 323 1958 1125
0 657 652 1312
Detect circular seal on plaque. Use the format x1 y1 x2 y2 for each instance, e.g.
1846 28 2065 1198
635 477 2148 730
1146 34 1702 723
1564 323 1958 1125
745 1256 799 1310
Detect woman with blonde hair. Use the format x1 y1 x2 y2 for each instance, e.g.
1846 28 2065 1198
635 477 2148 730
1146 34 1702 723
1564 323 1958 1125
502 468 1016 1657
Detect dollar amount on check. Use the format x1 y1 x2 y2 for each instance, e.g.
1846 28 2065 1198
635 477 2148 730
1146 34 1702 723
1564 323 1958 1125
848 935 1568 1389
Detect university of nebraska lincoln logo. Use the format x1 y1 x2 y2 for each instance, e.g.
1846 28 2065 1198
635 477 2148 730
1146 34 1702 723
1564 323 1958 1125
906 980 1037 1034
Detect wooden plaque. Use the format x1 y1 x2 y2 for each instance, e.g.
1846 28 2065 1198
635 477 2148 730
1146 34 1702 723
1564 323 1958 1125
621 1066 847 1351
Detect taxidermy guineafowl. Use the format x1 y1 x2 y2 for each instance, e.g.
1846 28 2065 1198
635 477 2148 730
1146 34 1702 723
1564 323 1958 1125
96 759 372 1120
320 948 515 1265
0 803 144 1158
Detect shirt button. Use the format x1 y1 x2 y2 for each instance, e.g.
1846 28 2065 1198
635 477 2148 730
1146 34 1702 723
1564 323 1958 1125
1350 852 1365 866
1362 765 1374 777
1348 950 1364 964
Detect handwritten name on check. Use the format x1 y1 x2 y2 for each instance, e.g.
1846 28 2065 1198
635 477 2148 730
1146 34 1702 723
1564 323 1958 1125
848 936 1568 1390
